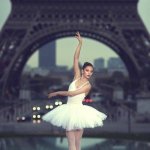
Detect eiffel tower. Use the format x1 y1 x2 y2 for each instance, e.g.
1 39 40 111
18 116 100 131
0 0 150 100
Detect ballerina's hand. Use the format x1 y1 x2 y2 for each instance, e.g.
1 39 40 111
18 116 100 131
48 92 57 98
75 31 82 43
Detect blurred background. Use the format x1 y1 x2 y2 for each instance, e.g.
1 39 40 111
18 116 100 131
0 0 150 149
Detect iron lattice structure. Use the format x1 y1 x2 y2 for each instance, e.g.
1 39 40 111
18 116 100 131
0 0 150 99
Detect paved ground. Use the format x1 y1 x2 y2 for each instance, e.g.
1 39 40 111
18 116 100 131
0 121 150 141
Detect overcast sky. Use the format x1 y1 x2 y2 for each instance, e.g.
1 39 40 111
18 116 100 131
0 0 149 68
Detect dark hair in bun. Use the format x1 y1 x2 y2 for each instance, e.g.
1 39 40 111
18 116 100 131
82 62 94 70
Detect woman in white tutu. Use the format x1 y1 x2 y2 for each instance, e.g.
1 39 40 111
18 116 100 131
42 32 107 150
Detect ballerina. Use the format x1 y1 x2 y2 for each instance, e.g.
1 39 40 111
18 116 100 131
42 32 107 150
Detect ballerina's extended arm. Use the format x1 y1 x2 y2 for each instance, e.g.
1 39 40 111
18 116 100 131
48 84 91 98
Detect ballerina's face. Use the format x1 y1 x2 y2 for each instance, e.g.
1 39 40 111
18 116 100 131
82 66 94 79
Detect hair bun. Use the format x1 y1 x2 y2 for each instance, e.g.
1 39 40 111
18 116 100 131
82 62 93 70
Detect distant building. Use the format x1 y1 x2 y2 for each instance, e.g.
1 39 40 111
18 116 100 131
30 67 49 77
39 42 56 70
113 85 124 101
135 97 150 122
54 65 68 72
137 98 150 114
107 57 128 76
94 58 105 71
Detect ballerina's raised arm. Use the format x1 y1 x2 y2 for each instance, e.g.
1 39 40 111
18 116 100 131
73 32 82 80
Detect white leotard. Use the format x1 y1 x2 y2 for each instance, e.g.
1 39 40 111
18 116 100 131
67 79 88 105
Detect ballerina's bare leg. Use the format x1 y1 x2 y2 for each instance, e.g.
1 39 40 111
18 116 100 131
75 129 83 150
66 130 76 150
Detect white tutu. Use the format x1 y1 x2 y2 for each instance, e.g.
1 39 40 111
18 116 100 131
43 79 107 131
42 103 107 131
